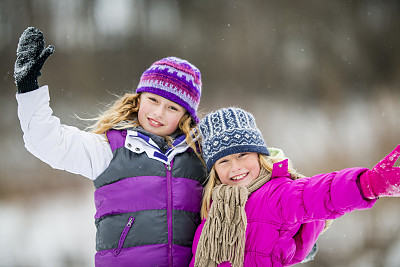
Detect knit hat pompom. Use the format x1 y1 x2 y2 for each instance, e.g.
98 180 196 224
136 57 202 123
199 107 270 171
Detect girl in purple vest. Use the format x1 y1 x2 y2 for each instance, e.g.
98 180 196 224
15 27 207 267
190 107 400 267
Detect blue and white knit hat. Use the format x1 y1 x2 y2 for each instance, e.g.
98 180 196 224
136 57 202 123
199 107 270 171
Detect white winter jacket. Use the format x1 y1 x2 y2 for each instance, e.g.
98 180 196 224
16 86 113 180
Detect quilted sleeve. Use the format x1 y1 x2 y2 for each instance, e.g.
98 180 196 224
266 167 377 223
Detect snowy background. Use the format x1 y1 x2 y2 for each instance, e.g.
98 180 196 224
1 0 400 266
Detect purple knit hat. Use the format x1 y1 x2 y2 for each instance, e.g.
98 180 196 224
136 57 202 123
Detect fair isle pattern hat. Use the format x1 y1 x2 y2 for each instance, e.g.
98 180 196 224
199 107 270 171
136 57 202 123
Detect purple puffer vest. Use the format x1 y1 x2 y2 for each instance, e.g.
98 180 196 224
94 130 207 267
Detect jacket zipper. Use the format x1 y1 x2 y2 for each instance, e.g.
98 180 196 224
166 163 173 267
113 216 135 256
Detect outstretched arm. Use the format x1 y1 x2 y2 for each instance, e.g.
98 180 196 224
267 160 376 223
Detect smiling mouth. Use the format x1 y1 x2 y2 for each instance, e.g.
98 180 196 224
148 118 163 127
231 173 248 181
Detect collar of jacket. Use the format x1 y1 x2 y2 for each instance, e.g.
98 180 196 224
125 129 189 165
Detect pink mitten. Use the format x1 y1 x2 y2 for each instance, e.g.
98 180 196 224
359 145 400 199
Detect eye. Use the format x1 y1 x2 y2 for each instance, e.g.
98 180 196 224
217 159 228 165
238 153 248 158
169 106 179 111
148 97 158 103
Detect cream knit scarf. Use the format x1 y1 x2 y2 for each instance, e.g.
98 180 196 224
195 170 271 267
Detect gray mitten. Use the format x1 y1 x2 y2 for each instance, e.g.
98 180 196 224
14 27 54 93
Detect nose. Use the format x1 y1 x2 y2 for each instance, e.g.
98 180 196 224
230 159 242 173
152 105 164 118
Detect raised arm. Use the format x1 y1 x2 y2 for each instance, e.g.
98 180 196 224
15 27 112 180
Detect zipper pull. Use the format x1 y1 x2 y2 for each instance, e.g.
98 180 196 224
114 217 135 257
126 217 133 228
166 164 171 171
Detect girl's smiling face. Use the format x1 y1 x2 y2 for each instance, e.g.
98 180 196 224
214 152 261 186
138 92 186 137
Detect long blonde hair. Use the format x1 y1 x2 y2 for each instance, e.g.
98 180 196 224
200 153 332 232
86 92 202 159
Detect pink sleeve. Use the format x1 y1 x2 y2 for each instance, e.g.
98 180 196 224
267 167 377 223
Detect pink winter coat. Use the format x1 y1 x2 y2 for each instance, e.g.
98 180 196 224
190 162 376 267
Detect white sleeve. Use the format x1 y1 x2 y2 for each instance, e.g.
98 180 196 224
16 85 113 180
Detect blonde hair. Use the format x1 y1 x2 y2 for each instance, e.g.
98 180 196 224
200 153 332 232
88 92 141 134
86 92 202 159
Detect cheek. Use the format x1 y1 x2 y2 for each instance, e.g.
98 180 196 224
169 117 180 127
166 113 183 128
251 163 261 178
137 108 146 125
215 167 229 183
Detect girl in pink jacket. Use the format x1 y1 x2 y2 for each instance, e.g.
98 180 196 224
190 107 400 267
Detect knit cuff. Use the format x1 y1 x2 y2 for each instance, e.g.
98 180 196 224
357 170 377 200
17 76 39 94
